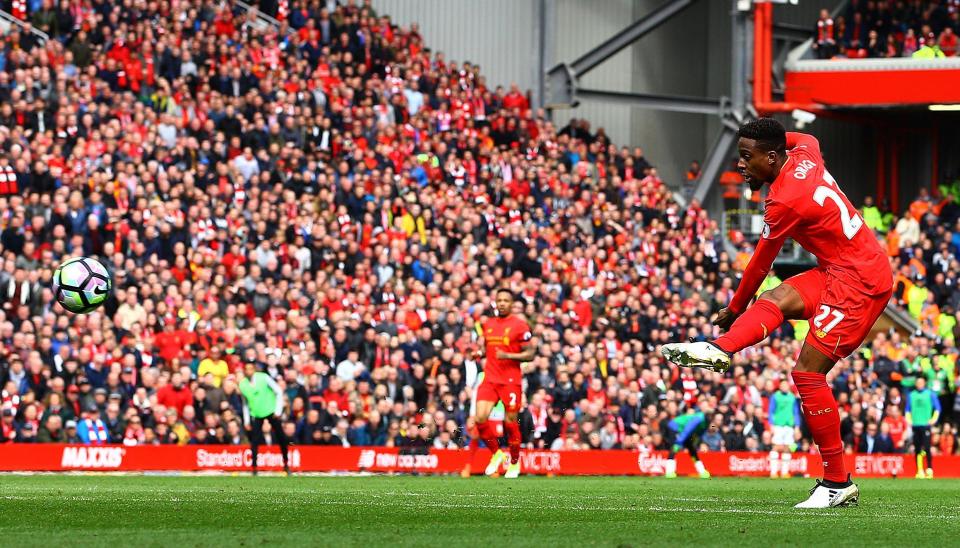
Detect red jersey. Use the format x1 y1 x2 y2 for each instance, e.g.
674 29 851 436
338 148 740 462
730 132 892 313
482 315 532 385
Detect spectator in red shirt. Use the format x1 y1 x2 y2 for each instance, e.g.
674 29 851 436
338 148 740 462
502 84 529 112
939 27 958 57
156 373 193 417
882 404 908 452
154 320 187 366
323 377 350 412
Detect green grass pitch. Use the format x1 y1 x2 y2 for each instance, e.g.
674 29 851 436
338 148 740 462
2 475 958 546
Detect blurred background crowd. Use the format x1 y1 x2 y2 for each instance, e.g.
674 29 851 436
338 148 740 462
0 0 957 458
812 0 960 58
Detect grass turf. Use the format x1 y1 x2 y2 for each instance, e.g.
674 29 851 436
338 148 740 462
1 475 958 546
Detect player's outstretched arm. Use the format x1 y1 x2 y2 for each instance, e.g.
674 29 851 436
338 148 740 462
717 235 784 326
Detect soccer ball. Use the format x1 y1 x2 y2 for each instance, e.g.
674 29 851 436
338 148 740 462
53 257 113 314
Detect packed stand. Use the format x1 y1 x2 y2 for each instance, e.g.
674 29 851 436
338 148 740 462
813 0 959 59
0 0 956 461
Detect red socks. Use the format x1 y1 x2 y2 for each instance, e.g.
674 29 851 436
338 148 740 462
715 299 784 353
476 420 501 452
504 421 521 464
792 371 847 483
477 420 521 464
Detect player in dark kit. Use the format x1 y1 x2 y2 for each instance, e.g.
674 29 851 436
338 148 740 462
475 289 536 478
662 118 893 508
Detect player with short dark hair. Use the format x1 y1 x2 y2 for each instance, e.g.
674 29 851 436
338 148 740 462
662 118 893 508
475 288 536 478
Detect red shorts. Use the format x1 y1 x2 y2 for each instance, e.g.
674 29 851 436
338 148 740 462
476 381 522 413
784 267 892 361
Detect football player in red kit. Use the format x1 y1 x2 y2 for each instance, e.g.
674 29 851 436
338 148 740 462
475 289 535 478
662 118 893 508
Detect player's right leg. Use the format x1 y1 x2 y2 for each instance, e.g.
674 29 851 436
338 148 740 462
474 390 505 476
269 416 291 475
502 410 522 479
715 275 814 353
500 384 524 479
662 272 816 373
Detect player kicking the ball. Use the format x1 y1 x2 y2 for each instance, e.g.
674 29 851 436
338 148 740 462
475 289 535 479
662 118 893 508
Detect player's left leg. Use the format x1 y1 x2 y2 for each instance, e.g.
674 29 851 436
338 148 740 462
687 438 709 479
501 384 523 479
268 416 291 474
793 281 890 508
792 344 859 508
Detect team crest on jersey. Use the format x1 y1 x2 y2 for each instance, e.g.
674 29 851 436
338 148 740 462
815 329 827 339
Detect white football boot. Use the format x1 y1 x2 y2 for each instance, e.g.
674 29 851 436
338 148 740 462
794 479 859 509
485 449 506 476
663 459 678 478
660 341 731 373
504 460 521 479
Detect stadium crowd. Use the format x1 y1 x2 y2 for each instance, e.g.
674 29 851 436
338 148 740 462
813 0 960 58
0 0 957 462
